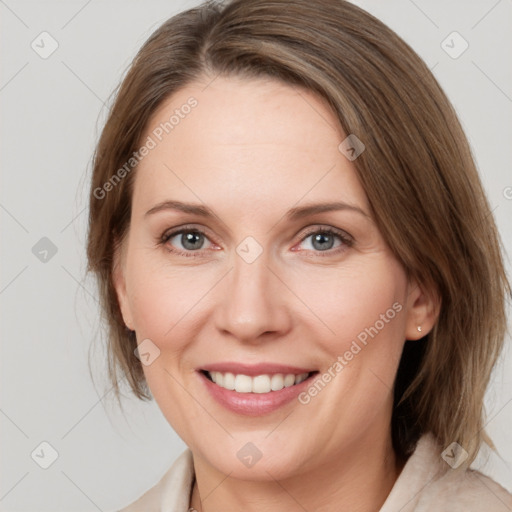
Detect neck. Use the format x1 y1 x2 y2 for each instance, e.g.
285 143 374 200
189 429 405 512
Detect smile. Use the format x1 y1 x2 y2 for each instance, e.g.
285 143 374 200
198 363 319 415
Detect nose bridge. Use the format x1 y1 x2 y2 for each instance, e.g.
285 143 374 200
232 247 271 301
214 239 290 341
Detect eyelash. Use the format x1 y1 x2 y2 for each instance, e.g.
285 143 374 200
158 224 353 259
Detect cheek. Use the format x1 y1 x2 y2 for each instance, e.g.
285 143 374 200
126 251 214 345
291 262 407 436
125 254 210 428
293 258 407 370
266 261 407 458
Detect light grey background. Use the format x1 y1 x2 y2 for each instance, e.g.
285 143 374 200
1 0 511 510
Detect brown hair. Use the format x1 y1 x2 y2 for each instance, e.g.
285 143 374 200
86 0 510 466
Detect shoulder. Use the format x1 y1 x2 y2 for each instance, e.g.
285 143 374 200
116 448 195 512
380 433 512 512
419 464 512 511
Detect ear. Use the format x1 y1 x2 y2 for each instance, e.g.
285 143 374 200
112 236 135 331
404 278 441 340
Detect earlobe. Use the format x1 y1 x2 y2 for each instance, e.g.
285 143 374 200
112 238 134 331
405 279 441 340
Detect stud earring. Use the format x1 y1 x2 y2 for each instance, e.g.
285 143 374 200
417 326 422 333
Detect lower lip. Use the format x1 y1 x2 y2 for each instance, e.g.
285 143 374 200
198 371 316 416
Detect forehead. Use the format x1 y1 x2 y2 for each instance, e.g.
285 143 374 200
132 75 369 218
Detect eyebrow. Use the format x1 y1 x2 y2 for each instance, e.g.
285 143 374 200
145 199 370 221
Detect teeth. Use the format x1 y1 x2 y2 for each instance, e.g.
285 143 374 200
206 371 310 393
235 374 253 393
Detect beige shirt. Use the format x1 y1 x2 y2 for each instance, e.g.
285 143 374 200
117 433 512 511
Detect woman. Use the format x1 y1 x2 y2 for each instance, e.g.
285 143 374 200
86 0 512 510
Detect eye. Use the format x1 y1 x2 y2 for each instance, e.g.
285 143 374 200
159 226 216 257
159 225 353 258
296 227 353 255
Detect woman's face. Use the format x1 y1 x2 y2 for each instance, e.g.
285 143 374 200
113 75 429 480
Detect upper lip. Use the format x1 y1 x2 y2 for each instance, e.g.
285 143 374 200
200 362 316 376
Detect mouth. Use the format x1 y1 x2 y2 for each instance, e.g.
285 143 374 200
197 364 319 416
200 369 316 393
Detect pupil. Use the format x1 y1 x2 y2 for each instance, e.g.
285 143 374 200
313 233 333 251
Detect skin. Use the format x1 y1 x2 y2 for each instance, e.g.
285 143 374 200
113 75 439 512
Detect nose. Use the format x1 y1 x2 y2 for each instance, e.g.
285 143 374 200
213 249 292 344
